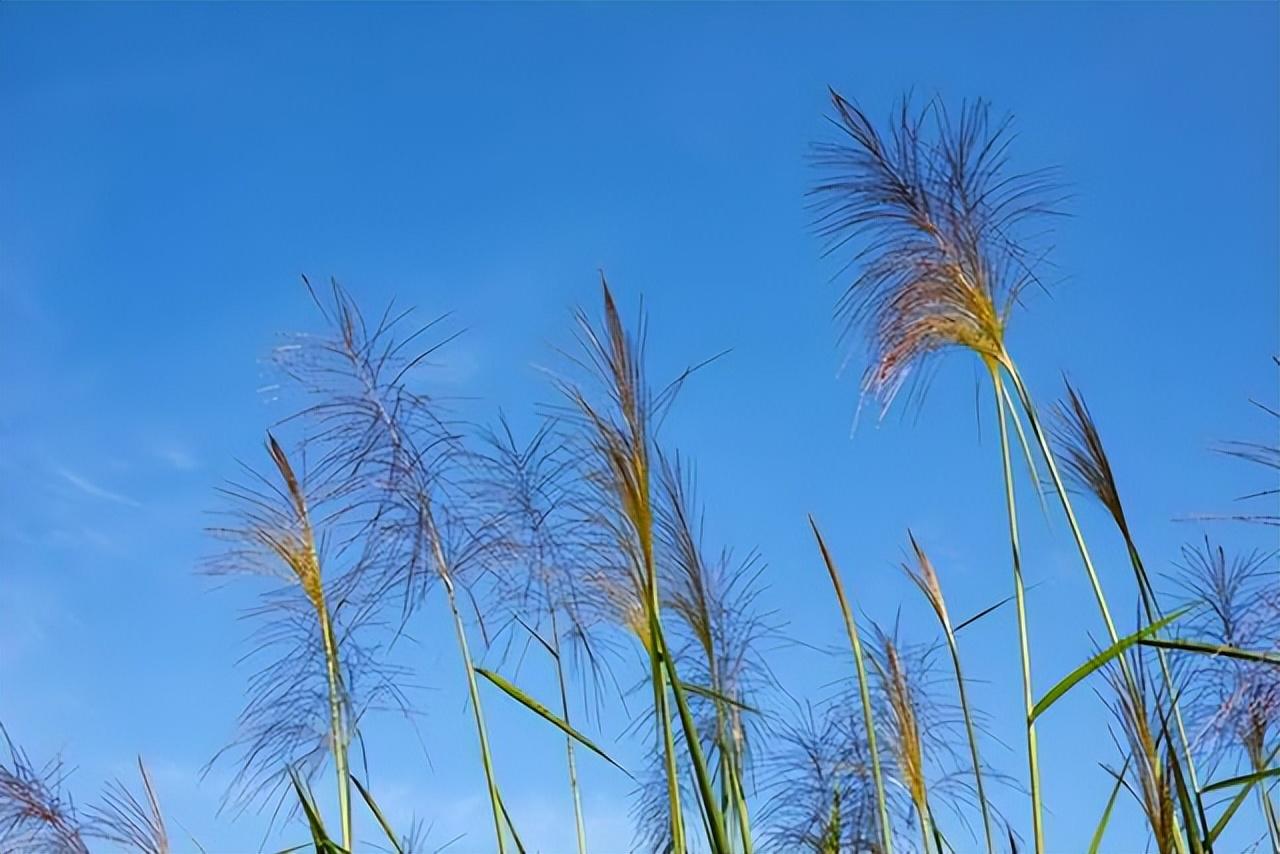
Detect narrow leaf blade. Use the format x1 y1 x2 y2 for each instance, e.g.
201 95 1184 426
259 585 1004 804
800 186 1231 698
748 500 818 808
475 667 632 779
1032 610 1185 721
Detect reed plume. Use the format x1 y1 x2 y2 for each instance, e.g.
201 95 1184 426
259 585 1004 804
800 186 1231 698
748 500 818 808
554 276 731 852
1051 381 1208 840
206 434 374 846
1173 539 1280 848
478 417 617 854
87 758 170 854
652 452 777 853
0 727 89 854
901 534 994 854
759 701 893 853
270 278 513 851
1101 648 1182 854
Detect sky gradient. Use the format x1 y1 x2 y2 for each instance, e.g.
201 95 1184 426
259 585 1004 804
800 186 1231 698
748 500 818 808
2 3 1277 852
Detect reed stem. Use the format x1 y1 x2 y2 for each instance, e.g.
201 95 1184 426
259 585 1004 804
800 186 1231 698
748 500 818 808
809 517 894 854
433 525 508 854
992 368 1044 854
549 608 588 854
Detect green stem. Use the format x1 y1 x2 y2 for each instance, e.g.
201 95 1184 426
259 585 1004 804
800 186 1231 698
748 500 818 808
1003 361 1121 644
938 618 994 854
992 369 1044 854
550 608 588 854
728 752 753 854
1003 360 1194 853
810 517 894 854
435 533 507 854
317 604 352 852
1124 537 1209 850
656 617 733 853
1251 747 1280 853
646 584 686 852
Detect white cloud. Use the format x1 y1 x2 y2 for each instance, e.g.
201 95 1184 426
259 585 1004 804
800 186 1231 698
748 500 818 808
56 466 141 508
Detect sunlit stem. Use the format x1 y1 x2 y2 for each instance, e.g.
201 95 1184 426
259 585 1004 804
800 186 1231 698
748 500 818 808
991 367 1044 854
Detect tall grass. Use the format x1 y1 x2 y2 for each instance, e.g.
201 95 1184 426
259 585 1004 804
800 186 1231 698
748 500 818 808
2 90 1276 854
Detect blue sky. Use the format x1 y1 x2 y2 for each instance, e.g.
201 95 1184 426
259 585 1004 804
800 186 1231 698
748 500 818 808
1 3 1276 852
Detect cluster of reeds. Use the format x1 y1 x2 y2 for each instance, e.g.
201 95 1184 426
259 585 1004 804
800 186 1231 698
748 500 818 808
2 89 1275 854
807 88 1278 854
0 727 170 854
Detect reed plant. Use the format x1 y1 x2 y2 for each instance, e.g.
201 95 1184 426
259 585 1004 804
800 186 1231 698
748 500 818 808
7 87 1279 854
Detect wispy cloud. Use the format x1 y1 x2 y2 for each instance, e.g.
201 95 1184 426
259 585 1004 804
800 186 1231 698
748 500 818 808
56 467 141 508
155 443 199 471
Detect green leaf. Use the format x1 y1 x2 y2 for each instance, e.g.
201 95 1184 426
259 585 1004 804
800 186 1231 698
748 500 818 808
683 682 760 714
351 775 402 854
288 768 348 854
1202 765 1280 794
475 667 632 779
1139 637 1280 666
1088 760 1129 854
1205 745 1280 846
495 786 528 854
1032 610 1185 721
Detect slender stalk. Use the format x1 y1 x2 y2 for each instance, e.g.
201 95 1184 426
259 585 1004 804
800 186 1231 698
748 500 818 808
549 609 588 854
1250 746 1280 852
268 437 353 850
432 526 507 854
644 549 686 852
1004 361 1197 850
1123 537 1209 849
1003 361 1122 644
655 615 733 853
905 534 994 854
727 752 753 854
809 517 894 854
940 614 993 853
992 368 1044 854
317 606 353 852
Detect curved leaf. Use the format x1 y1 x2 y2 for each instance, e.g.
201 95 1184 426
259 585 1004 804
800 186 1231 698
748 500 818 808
1032 610 1185 722
475 667 632 779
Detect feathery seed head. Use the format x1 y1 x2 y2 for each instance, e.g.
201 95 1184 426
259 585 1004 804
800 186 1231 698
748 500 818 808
813 90 1060 409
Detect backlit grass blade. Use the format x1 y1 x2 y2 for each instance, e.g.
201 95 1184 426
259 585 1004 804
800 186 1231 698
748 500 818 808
1031 611 1185 721
1088 760 1129 854
475 667 632 778
350 775 403 854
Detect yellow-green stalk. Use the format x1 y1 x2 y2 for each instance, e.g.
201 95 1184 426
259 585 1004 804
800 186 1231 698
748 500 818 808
266 436 353 851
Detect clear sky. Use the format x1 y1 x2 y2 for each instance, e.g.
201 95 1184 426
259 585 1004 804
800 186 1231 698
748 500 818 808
1 3 1276 852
